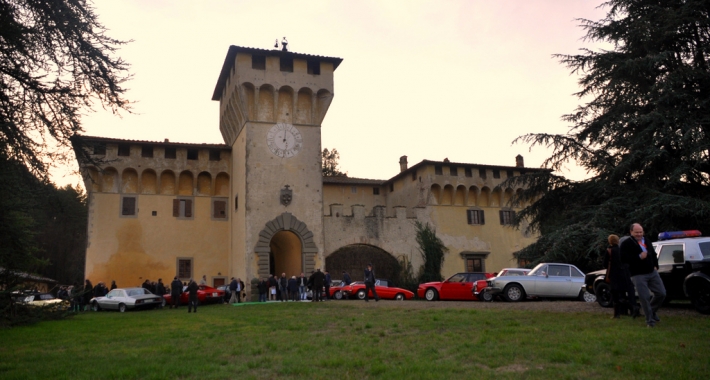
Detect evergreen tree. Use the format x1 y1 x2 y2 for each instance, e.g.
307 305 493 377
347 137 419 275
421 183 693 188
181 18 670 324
322 148 347 177
415 222 447 283
508 0 710 271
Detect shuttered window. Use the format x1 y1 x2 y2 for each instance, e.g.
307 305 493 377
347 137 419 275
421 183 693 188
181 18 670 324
467 209 484 225
213 200 226 219
499 210 516 225
122 197 136 216
173 198 193 218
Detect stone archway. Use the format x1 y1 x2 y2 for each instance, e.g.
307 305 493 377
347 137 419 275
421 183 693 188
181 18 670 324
325 244 400 284
255 213 318 279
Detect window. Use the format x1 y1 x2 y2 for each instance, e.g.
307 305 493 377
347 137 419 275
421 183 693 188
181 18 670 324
499 210 516 225
493 170 500 179
435 166 443 175
165 147 176 159
389 183 394 192
118 144 130 156
235 195 238 210
187 149 198 160
307 60 320 75
479 168 487 179
351 186 357 194
412 171 417 181
465 168 472 177
212 199 227 220
466 258 483 272
141 145 153 158
280 57 293 72
450 167 458 176
93 144 106 155
373 187 380 195
173 198 193 219
506 170 514 178
252 55 266 70
177 258 193 280
548 265 571 277
121 196 136 216
466 209 485 225
209 149 221 161
658 244 684 265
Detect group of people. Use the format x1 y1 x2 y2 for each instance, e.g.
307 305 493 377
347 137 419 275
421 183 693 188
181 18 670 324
58 279 118 312
254 269 350 302
605 223 666 328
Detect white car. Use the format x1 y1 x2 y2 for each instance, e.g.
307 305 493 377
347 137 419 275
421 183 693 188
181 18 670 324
90 287 164 312
486 263 588 302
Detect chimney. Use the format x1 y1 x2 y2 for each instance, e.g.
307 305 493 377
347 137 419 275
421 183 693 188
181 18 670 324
164 138 170 143
399 155 408 172
515 154 524 168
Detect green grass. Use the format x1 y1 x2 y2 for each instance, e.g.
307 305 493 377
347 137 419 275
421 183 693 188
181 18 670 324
1 301 709 379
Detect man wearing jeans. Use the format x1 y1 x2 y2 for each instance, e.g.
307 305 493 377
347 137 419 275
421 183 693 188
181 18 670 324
620 223 666 327
297 272 308 301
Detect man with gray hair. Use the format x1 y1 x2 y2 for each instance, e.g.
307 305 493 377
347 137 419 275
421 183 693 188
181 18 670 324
620 223 666 327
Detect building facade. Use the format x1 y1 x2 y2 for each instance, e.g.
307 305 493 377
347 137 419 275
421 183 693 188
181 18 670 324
77 46 541 290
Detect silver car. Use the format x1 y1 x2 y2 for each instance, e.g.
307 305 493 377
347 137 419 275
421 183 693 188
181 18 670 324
486 263 588 302
90 287 164 312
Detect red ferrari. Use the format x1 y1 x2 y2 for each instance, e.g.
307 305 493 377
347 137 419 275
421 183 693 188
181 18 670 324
162 285 225 305
341 280 414 300
417 272 494 301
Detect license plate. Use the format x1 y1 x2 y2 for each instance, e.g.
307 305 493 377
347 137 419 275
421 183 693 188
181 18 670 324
212 293 217 297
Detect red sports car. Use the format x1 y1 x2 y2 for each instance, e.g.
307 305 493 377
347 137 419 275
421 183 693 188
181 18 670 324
472 268 531 301
341 280 414 300
162 285 225 305
418 272 494 301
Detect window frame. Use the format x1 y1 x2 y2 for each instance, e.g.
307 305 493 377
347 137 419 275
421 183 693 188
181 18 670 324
499 209 516 225
177 257 193 280
120 195 138 218
211 197 228 221
466 209 485 225
173 197 194 220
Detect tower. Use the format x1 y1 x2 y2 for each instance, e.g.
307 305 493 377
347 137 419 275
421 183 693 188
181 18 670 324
212 46 342 282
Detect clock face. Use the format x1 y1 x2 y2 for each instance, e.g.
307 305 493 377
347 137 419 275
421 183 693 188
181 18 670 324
267 123 303 158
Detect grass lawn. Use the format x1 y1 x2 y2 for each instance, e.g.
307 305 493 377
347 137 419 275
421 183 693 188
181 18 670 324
1 300 709 379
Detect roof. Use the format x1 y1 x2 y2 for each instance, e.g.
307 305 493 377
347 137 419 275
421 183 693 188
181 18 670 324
212 45 344 101
76 135 230 149
384 159 551 185
323 176 386 186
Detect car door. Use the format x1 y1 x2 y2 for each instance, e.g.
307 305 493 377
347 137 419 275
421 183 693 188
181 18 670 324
655 243 686 299
103 289 124 310
535 265 572 297
439 274 468 300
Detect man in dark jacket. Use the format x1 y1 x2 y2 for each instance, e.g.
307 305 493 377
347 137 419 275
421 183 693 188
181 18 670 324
170 277 183 309
309 269 326 302
187 279 199 313
257 278 268 302
342 271 352 285
288 276 298 301
363 263 380 302
620 223 666 327
228 277 239 304
279 273 289 302
156 279 166 308
324 271 331 300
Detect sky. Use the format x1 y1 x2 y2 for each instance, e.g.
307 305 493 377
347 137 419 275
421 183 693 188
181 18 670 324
53 0 608 187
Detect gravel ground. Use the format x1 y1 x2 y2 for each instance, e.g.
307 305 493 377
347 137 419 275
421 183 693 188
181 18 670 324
341 298 706 318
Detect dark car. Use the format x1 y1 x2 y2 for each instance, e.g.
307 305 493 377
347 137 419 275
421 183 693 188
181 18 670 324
585 230 710 314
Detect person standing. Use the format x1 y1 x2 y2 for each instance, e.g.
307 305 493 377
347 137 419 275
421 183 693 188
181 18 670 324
297 273 308 301
288 276 298 301
156 279 166 308
238 278 245 303
110 280 117 290
268 275 277 301
279 273 289 302
257 277 268 302
309 269 326 302
363 263 380 302
605 235 638 318
324 271 331 300
229 277 239 304
83 279 94 311
187 279 199 313
170 276 183 309
199 275 207 286
342 271 352 286
620 223 666 327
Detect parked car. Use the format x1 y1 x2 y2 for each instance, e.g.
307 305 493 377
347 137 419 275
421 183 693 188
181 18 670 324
90 287 164 312
486 263 588 302
418 272 494 301
585 230 710 314
472 268 531 301
341 280 414 300
162 285 225 306
330 281 348 300
12 291 69 309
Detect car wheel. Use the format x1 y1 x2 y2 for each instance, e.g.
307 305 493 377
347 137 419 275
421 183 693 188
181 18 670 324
395 293 405 301
91 301 100 312
581 289 596 303
356 290 367 300
334 291 343 300
594 282 612 308
424 288 438 301
503 284 524 302
690 282 710 315
481 289 494 302
118 303 126 313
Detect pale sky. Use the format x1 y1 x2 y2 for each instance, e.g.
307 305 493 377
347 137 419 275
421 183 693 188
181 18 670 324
53 0 607 187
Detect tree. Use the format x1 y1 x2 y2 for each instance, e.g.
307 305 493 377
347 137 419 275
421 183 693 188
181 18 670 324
508 0 710 271
322 148 347 176
415 222 447 283
0 0 131 177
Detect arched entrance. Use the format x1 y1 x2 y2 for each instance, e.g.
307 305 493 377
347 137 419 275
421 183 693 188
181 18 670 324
254 212 319 279
325 244 400 283
269 231 302 277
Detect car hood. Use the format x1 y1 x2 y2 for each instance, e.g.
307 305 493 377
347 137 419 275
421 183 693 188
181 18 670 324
418 281 443 288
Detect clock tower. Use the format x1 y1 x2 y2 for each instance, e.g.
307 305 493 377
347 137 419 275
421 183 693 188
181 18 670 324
212 46 342 282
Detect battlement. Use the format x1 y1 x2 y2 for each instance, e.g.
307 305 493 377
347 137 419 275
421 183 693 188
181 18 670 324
325 204 424 220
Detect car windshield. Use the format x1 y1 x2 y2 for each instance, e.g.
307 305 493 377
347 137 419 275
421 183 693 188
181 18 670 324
529 264 547 276
501 270 528 276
